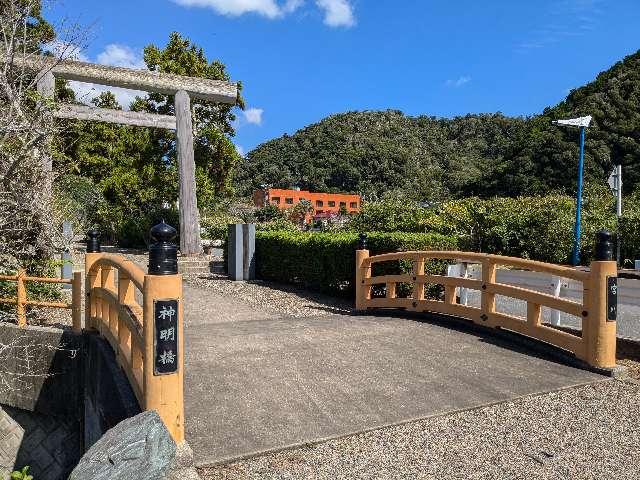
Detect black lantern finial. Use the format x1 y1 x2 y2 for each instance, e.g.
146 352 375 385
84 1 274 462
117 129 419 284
358 233 368 250
594 230 614 261
148 221 178 275
86 228 101 253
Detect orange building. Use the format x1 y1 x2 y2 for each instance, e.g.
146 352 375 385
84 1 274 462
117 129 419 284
253 187 361 223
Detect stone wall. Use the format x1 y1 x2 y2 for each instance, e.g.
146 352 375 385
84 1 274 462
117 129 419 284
0 405 81 480
0 323 83 416
83 332 141 449
0 324 142 479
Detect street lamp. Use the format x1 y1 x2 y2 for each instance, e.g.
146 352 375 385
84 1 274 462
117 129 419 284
552 115 592 266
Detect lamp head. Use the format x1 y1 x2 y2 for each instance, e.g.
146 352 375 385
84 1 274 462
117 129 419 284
552 115 592 128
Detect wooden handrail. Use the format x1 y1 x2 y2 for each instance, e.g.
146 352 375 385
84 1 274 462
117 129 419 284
356 248 618 369
89 254 145 291
362 250 489 265
85 251 184 443
363 274 483 289
363 250 589 282
0 269 82 330
486 282 583 318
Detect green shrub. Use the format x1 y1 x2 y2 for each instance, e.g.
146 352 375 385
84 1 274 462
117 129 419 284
351 188 617 265
619 195 640 265
0 261 61 316
255 231 457 296
349 197 430 233
201 216 235 242
10 466 33 480
256 218 298 232
438 196 578 264
115 207 180 248
254 204 286 222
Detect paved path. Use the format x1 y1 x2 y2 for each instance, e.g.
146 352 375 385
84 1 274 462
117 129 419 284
182 284 605 467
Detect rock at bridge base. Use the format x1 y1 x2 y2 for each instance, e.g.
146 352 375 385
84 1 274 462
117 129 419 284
165 441 202 480
69 410 176 480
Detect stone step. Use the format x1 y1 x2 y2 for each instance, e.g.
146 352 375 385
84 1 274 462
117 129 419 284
178 260 225 275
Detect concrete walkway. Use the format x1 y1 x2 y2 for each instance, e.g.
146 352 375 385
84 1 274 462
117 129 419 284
182 284 604 467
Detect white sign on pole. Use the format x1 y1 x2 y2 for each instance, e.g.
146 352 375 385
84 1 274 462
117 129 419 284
552 115 593 128
607 165 623 218
608 168 619 191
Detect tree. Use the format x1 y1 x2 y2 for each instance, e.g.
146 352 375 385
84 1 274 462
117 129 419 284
56 91 173 244
289 199 314 226
255 204 285 222
133 32 244 203
1 0 62 268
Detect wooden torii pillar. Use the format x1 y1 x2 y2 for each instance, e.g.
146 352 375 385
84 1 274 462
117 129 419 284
20 56 238 255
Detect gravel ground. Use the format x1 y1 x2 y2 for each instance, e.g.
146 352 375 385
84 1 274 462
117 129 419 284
199 379 640 480
185 274 352 318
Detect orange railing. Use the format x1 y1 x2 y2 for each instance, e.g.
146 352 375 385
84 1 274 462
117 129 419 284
0 268 82 330
85 250 184 443
356 248 618 370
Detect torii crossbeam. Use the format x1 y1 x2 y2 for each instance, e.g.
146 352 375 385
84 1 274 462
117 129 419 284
11 54 239 255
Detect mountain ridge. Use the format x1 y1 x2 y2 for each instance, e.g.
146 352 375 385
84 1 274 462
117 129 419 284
236 49 640 200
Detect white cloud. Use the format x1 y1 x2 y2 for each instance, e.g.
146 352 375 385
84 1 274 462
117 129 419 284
243 107 264 125
171 0 355 26
315 0 355 27
235 145 246 157
172 0 283 18
282 0 304 13
445 76 471 88
96 44 146 69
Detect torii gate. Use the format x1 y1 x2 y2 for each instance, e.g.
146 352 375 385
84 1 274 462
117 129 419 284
16 55 238 255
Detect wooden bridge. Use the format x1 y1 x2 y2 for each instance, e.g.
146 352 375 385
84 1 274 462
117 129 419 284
355 231 618 370
0 226 620 461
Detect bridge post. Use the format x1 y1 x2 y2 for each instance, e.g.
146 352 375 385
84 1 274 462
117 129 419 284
143 221 185 443
584 230 617 369
355 233 371 310
85 229 102 331
480 257 496 325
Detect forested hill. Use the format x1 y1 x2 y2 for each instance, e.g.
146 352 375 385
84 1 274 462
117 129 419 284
236 49 640 200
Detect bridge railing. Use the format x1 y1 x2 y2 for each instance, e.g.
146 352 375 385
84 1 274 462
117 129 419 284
355 231 618 370
0 269 82 329
84 223 184 443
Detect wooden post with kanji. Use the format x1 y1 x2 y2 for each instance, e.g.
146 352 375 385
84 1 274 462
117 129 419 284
143 222 185 442
154 299 179 375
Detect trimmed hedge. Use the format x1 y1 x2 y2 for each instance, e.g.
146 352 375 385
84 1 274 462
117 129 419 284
255 231 457 296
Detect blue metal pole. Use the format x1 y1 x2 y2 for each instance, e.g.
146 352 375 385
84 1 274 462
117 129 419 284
571 126 586 266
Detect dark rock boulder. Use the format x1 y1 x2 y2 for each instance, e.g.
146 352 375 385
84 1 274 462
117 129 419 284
69 410 176 480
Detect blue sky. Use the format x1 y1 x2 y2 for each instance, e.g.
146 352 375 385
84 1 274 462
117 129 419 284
47 0 640 155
